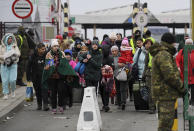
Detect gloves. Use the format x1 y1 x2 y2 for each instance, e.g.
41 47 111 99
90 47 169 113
178 85 188 98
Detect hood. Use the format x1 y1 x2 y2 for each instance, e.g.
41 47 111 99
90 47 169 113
104 37 111 45
1 33 17 47
17 26 25 36
64 49 73 57
102 44 110 57
149 42 176 57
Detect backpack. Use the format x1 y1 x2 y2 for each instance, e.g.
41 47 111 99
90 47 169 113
74 62 85 75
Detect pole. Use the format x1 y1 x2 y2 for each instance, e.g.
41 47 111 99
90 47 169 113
192 0 194 40
85 28 87 39
93 24 96 37
64 2 69 40
123 29 126 37
138 0 144 37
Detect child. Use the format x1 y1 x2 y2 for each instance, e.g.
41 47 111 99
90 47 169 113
64 49 76 108
64 49 76 69
101 65 114 112
118 37 133 69
77 46 89 87
26 43 49 111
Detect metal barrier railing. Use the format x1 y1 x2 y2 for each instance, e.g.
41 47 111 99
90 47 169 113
183 45 194 131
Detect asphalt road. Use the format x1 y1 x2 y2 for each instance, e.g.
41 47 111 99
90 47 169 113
0 98 157 131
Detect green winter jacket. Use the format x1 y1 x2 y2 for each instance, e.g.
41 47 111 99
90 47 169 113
149 42 185 101
42 50 78 88
78 49 102 81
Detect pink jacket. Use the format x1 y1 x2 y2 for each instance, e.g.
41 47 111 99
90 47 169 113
69 60 76 69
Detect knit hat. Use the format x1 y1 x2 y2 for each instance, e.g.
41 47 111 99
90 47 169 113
92 40 99 47
111 45 119 51
110 32 117 40
64 49 72 56
161 33 176 44
185 38 193 45
56 35 63 40
121 37 129 46
51 39 59 47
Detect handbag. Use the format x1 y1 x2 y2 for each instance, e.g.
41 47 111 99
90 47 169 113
116 67 128 81
74 62 85 75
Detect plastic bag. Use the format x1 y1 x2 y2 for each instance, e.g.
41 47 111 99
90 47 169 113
26 82 33 102
116 67 127 81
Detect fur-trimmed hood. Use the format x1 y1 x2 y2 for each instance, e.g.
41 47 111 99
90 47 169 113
0 33 20 64
1 33 17 47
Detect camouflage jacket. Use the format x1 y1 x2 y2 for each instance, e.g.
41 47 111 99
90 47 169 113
149 42 185 101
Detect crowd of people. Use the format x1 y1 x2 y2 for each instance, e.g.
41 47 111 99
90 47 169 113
0 26 194 130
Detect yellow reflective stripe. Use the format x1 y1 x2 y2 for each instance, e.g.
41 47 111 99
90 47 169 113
147 37 155 44
130 39 136 54
18 35 23 49
143 38 145 42
148 53 152 68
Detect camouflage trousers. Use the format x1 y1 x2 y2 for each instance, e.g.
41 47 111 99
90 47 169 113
146 75 155 110
158 100 176 131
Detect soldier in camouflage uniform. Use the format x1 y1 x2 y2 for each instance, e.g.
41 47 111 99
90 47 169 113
149 33 186 131
15 26 30 86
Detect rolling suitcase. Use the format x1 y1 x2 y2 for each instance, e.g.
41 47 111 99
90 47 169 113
133 80 149 110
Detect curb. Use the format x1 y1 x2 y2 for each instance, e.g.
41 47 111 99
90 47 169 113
0 93 25 123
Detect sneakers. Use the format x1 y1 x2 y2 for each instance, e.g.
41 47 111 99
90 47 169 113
43 104 49 111
37 105 42 110
121 104 126 110
104 106 110 112
3 94 8 100
52 109 57 114
59 107 64 114
52 107 64 114
11 91 15 98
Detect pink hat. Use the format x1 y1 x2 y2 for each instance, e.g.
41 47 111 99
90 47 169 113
121 37 129 46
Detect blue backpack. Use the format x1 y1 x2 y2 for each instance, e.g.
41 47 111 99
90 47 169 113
74 62 85 75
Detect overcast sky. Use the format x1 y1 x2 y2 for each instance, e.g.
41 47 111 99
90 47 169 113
63 0 190 15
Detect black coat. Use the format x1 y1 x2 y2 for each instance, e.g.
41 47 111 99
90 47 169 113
79 49 102 81
102 44 113 67
26 50 46 83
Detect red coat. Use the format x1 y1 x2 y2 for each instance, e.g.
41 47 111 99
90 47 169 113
118 50 133 64
176 49 194 85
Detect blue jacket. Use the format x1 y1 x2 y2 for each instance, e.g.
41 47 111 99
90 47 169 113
133 47 146 78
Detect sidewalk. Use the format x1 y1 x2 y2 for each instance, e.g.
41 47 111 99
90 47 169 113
0 86 25 123
0 86 185 130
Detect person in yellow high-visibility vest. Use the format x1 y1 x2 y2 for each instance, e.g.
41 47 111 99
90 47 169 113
130 30 142 54
15 26 30 86
142 39 155 114
144 30 156 44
